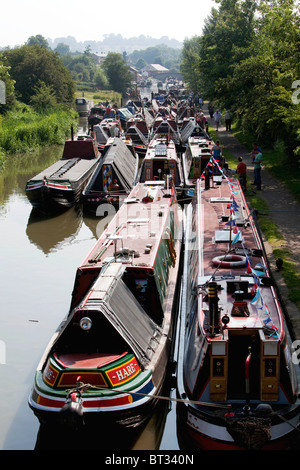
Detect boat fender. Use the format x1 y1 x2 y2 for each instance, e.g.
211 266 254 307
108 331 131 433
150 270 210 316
212 255 246 268
60 391 84 428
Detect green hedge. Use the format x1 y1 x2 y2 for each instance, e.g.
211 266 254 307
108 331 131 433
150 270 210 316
0 105 78 157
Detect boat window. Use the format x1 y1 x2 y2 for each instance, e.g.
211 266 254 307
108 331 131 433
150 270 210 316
134 279 148 310
54 312 128 355
123 271 163 325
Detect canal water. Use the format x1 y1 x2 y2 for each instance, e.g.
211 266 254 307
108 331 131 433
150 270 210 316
0 127 180 450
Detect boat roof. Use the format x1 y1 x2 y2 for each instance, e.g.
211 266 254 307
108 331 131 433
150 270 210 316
180 119 210 143
186 135 214 157
144 136 180 162
85 138 138 193
76 262 162 367
28 140 100 182
80 181 177 271
193 173 284 340
62 139 99 159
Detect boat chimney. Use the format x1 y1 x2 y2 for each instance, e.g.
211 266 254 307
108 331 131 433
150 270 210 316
208 281 220 335
204 167 210 190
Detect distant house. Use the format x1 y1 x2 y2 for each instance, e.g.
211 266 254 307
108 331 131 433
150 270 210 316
92 52 107 64
141 64 169 78
129 66 140 82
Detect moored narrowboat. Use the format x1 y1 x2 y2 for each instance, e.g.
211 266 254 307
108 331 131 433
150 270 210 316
138 136 184 199
182 135 214 197
92 118 122 151
25 137 101 214
29 181 183 430
176 166 300 450
82 137 139 215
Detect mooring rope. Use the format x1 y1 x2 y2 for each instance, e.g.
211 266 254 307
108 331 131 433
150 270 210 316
66 382 228 409
66 382 300 432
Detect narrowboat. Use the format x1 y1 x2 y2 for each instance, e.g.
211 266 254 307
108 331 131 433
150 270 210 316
138 136 184 199
82 137 139 215
182 135 214 197
179 117 211 146
28 181 183 430
88 104 106 126
92 118 122 151
125 111 153 156
75 97 92 117
25 137 101 214
149 113 180 145
176 166 300 450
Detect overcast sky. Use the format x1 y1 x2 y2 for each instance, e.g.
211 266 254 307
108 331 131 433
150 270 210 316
0 0 216 48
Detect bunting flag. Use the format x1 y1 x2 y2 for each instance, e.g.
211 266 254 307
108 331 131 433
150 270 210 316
251 279 258 294
231 199 239 212
262 305 279 337
246 254 253 274
225 219 236 227
252 268 266 277
231 231 241 244
250 288 261 304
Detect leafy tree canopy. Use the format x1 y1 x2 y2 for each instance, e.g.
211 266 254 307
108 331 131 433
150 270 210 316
102 52 133 95
181 0 300 158
1 44 75 106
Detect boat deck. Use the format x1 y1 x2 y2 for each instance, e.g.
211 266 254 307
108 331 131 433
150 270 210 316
30 157 100 182
81 181 178 271
197 175 283 338
183 136 214 187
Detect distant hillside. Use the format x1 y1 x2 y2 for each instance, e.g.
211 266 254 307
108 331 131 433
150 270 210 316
47 34 183 54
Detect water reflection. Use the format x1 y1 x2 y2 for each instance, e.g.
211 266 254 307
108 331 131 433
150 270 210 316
34 378 173 451
0 146 63 207
26 206 84 254
0 126 179 450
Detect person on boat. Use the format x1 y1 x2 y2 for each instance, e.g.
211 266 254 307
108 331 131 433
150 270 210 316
212 141 223 164
105 104 111 116
213 109 222 131
212 141 223 175
236 156 247 192
114 125 120 137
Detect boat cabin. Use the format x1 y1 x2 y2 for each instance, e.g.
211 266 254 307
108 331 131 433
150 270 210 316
71 181 181 311
75 97 91 116
139 137 184 193
82 137 139 213
92 119 122 148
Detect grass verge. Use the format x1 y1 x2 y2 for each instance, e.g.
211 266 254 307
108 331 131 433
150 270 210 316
0 103 78 165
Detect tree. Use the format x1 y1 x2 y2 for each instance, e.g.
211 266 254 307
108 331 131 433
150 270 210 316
27 34 49 49
102 52 133 95
94 67 109 89
29 80 57 113
194 0 256 99
54 43 71 56
1 45 75 106
223 0 300 154
0 60 15 112
180 37 202 92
